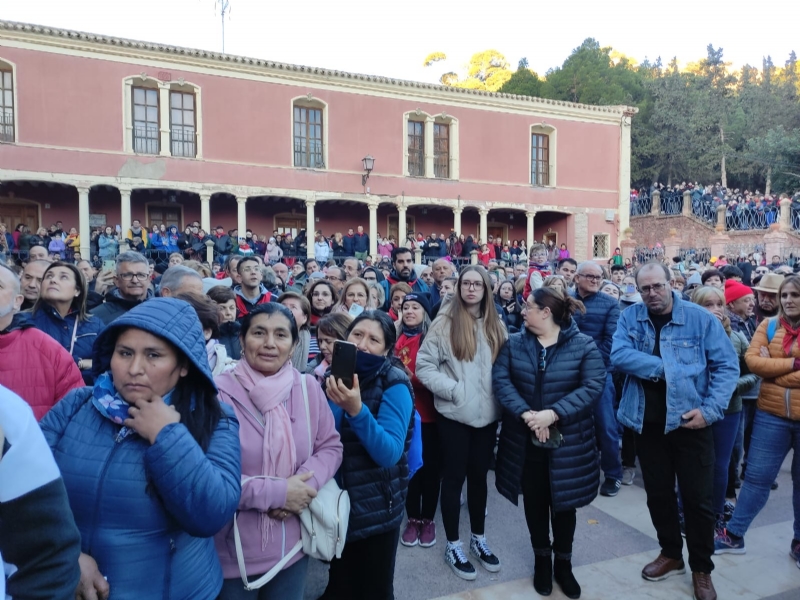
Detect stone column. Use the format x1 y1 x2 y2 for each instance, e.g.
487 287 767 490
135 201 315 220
526 211 536 249
716 204 726 231
306 200 316 259
77 185 91 258
158 82 171 157
205 239 215 264
663 228 682 261
682 190 692 217
764 224 789 262
780 197 791 232
236 196 248 242
368 202 378 258
651 190 661 216
398 205 407 244
414 248 422 265
199 192 211 234
119 186 132 238
470 250 478 265
452 207 462 236
479 207 489 244
620 229 636 263
424 117 435 178
617 111 633 234
573 212 589 262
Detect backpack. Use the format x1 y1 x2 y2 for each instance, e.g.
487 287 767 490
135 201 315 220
767 317 778 343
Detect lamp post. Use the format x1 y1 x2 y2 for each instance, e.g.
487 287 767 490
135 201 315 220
362 155 375 190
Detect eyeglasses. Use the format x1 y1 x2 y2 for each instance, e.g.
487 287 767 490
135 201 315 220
579 274 603 282
538 348 547 372
638 283 668 295
117 272 148 282
461 280 485 290
325 276 343 282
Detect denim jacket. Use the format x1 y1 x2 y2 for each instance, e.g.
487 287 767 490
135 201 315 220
611 291 739 433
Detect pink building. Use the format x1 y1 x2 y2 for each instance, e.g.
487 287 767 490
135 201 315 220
0 20 635 262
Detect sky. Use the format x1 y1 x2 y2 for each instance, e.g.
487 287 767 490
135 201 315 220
1 0 797 84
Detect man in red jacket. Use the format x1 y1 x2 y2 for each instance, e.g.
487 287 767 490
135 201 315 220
0 265 83 420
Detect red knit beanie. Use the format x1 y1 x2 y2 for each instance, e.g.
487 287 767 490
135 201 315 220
725 279 754 304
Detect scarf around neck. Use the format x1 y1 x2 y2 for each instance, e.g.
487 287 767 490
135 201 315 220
91 372 174 442
780 317 800 357
232 358 297 549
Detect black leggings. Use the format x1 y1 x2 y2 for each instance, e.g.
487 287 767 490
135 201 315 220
437 415 497 542
322 527 401 600
406 421 441 520
521 456 576 557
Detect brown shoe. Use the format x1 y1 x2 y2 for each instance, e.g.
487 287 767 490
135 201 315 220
692 572 717 600
641 554 686 581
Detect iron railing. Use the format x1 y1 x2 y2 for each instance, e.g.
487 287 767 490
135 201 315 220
0 111 14 142
725 205 779 231
659 190 683 215
170 127 196 158
679 247 711 264
133 125 159 155
630 192 651 216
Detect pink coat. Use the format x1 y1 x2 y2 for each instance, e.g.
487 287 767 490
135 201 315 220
213 368 342 578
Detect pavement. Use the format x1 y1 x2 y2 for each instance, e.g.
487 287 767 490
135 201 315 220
303 454 799 599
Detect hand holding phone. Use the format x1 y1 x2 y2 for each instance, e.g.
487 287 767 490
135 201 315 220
330 341 357 389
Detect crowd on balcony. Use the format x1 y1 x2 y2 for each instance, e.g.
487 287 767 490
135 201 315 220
630 182 800 232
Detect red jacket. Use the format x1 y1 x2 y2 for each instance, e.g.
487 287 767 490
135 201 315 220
0 315 84 420
395 332 436 422
523 262 553 300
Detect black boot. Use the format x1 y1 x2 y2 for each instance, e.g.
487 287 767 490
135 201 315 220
554 557 581 599
533 549 552 596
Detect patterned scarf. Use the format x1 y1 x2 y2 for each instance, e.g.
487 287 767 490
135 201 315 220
91 372 174 442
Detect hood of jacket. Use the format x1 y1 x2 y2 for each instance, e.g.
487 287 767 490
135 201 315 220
386 269 418 286
0 311 33 334
92 297 216 392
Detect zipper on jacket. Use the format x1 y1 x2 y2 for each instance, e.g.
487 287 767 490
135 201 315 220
786 387 792 419
86 435 125 555
163 537 176 600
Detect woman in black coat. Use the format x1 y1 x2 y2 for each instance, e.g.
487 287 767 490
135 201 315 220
493 286 605 599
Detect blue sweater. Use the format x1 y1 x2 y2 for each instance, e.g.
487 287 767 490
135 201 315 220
328 384 412 468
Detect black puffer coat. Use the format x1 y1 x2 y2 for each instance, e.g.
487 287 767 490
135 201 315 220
493 319 605 511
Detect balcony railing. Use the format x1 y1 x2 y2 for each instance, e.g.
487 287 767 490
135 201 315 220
170 127 197 158
133 125 159 155
0 111 14 143
629 192 651 216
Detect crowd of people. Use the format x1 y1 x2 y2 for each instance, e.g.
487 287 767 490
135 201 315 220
1 224 799 600
630 181 800 232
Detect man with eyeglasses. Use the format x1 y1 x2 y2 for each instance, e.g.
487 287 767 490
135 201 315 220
570 261 624 497
611 262 737 600
233 256 277 320
324 266 346 294
90 251 153 325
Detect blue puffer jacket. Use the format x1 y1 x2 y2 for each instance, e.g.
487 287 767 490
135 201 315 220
570 289 620 371
493 320 605 510
30 304 104 383
40 298 241 600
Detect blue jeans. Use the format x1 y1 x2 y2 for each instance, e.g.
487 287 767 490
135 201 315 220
711 412 740 515
219 555 309 600
594 373 623 481
728 410 800 541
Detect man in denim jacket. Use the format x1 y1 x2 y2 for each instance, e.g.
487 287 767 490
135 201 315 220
611 262 738 600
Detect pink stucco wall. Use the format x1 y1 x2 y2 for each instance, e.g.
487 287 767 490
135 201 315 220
0 37 623 254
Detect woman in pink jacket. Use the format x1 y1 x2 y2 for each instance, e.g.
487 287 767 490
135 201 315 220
214 303 343 600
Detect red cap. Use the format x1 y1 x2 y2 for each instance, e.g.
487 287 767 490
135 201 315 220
724 279 754 304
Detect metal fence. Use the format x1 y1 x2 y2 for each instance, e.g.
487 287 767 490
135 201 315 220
659 190 683 215
679 247 711 264
0 111 13 143
630 192 651 216
633 246 665 263
725 205 779 231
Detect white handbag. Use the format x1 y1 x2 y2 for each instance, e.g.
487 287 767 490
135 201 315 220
233 375 349 590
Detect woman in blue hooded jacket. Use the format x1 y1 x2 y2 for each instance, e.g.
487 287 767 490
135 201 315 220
40 297 241 600
165 225 180 253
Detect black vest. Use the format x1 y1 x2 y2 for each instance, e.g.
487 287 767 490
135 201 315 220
339 359 414 542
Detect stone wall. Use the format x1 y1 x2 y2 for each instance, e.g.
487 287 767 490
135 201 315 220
630 214 773 249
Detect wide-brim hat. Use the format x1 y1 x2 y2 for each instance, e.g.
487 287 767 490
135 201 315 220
753 273 785 294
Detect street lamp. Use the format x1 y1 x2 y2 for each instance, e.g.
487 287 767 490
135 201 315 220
362 155 375 187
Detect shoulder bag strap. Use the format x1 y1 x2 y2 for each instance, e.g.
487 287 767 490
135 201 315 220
233 474 302 590
68 317 79 357
301 374 312 456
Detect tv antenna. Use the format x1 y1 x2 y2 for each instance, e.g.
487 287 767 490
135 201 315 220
215 0 231 53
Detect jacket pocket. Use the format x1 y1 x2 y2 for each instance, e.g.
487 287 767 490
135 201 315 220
670 338 699 365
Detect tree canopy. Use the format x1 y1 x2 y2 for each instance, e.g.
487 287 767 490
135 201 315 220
423 41 800 192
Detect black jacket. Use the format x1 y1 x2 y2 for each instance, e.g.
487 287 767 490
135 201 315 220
493 320 605 511
89 289 153 326
218 320 242 360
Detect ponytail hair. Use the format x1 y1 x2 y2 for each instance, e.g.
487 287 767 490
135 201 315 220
530 286 585 325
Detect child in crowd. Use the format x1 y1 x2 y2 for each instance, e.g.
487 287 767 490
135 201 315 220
522 243 553 300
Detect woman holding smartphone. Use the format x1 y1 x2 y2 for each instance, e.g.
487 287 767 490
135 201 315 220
416 266 507 581
493 287 605 598
321 311 414 600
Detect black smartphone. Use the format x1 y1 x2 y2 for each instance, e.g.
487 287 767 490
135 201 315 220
331 341 357 389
